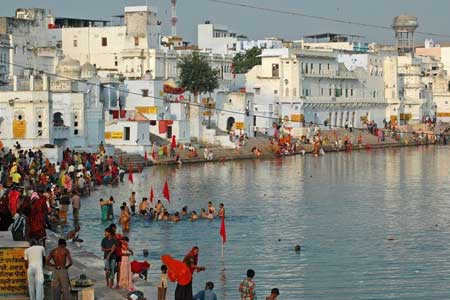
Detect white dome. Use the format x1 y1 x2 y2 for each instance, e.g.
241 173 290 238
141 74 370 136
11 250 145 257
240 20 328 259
80 62 97 79
56 56 81 79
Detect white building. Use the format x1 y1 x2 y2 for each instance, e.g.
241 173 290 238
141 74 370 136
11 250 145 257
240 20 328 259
60 6 161 80
0 56 106 160
0 8 61 78
246 47 388 135
0 34 10 83
198 21 283 55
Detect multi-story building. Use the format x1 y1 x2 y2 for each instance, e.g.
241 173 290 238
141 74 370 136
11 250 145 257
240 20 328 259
246 47 388 135
60 6 161 80
198 21 283 55
0 55 107 160
0 8 61 78
0 34 10 83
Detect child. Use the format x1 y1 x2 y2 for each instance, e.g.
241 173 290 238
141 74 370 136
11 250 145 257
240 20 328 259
266 288 280 300
158 265 168 300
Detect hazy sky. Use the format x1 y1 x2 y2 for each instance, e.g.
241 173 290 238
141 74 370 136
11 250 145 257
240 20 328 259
3 0 450 45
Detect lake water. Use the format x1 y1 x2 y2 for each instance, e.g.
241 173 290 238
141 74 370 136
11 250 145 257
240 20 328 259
73 146 450 300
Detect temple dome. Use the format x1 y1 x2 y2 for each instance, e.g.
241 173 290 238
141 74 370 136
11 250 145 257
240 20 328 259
80 62 97 79
56 56 81 79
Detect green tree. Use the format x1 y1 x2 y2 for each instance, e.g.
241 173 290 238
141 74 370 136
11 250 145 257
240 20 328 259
232 47 262 74
178 52 219 103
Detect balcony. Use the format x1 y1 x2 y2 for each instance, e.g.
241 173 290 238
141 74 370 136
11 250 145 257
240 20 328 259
52 126 70 140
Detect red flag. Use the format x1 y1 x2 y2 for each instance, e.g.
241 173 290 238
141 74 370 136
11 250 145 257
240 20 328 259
144 151 148 162
220 216 227 244
128 164 133 183
162 180 170 203
150 186 154 204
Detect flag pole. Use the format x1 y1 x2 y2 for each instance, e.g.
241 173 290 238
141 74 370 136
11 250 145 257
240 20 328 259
221 241 224 257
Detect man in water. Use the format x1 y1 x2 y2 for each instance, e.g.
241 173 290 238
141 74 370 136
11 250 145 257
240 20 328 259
24 239 46 300
207 202 216 219
46 239 72 300
71 191 80 220
138 197 149 216
217 203 225 218
129 192 136 215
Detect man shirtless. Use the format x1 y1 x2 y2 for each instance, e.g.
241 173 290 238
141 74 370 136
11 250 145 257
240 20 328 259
46 239 73 300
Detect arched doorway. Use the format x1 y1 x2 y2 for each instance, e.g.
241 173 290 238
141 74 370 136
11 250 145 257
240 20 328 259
226 117 235 132
53 112 64 127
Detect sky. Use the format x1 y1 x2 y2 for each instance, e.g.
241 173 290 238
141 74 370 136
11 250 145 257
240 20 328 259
3 0 450 45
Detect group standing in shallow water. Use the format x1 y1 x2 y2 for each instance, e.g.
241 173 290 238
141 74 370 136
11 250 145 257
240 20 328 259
100 192 226 232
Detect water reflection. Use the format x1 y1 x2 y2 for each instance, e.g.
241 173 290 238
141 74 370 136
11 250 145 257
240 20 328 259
73 146 450 299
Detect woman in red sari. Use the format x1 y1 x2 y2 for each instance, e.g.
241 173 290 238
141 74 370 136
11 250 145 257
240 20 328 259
175 247 206 300
27 192 48 246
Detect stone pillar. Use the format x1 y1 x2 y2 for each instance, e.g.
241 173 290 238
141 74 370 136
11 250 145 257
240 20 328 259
29 75 34 91
189 104 203 142
13 75 17 91
42 73 49 91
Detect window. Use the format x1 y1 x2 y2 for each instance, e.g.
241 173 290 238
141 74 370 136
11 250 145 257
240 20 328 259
73 114 79 135
321 88 324 96
37 114 43 137
327 64 330 70
345 89 348 98
329 88 332 96
115 61 118 66
73 40 77 47
305 63 309 74
448 81 450 92
254 87 260 95
142 89 149 97
319 64 322 74
274 89 278 95
124 127 130 141
102 37 107 46
285 88 289 97
272 64 279 77
53 112 64 126
351 89 353 97
293 88 297 97
134 37 139 46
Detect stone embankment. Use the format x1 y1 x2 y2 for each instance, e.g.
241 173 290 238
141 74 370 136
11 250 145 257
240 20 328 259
117 127 438 170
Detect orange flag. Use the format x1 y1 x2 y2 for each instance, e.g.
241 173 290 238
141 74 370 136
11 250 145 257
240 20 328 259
128 164 133 183
220 216 227 244
150 186 154 204
162 180 170 203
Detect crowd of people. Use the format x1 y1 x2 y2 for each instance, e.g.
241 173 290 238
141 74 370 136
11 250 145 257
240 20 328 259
0 144 123 244
0 133 299 300
110 193 225 233
100 223 280 300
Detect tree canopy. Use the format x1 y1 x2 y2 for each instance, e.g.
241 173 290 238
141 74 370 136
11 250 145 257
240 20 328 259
178 52 219 99
232 47 262 74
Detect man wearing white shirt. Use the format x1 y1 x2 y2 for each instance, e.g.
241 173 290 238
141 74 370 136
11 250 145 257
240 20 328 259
24 239 46 300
